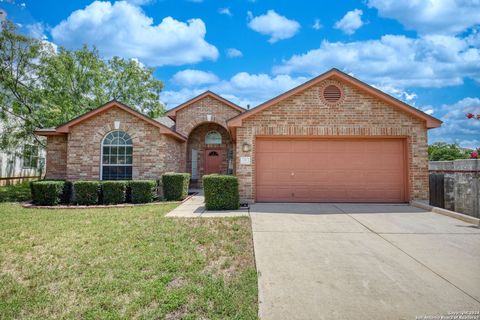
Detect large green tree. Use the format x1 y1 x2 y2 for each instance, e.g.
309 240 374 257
428 142 472 161
0 21 164 149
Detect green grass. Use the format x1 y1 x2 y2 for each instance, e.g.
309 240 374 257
0 182 32 202
0 203 258 319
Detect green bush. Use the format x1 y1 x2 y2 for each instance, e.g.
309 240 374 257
203 175 240 210
101 181 127 204
61 181 73 204
129 180 157 204
73 181 100 205
162 172 190 201
30 180 65 205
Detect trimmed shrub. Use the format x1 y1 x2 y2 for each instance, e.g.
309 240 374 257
61 181 73 204
30 180 65 205
203 175 240 210
162 172 190 201
101 181 127 204
129 180 157 204
73 181 100 205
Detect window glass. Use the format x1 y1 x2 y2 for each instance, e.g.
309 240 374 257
205 131 222 144
101 131 133 180
23 145 39 168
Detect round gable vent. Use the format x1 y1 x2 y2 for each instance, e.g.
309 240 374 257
322 84 342 103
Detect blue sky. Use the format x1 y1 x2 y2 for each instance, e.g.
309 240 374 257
1 0 479 147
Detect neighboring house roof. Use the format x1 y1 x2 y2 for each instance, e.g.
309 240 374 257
34 100 187 141
166 91 245 120
228 68 442 129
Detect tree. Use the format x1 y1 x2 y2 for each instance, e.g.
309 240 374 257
428 142 472 161
0 21 164 149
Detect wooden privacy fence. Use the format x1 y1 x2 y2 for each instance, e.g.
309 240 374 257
429 173 444 208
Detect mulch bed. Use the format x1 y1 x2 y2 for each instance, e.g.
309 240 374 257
22 192 197 209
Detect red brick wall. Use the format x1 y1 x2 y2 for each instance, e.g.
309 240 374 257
44 107 184 181
175 96 242 137
45 135 67 179
235 79 429 202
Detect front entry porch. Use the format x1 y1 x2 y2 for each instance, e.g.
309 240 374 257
186 122 234 188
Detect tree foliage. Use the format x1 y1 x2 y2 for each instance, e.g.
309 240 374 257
0 21 164 149
428 142 472 161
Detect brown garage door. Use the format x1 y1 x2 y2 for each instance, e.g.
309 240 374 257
255 138 407 203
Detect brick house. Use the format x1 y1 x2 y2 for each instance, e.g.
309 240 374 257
35 69 441 203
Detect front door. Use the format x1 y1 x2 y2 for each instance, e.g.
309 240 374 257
205 149 222 174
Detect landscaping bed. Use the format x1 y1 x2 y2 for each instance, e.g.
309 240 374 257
0 202 258 319
28 173 192 207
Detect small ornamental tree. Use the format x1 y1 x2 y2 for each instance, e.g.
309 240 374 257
466 113 480 120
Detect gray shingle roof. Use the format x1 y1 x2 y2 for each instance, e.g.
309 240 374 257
155 116 176 130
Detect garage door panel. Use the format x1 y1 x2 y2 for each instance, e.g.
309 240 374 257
256 138 407 203
257 171 292 184
256 186 293 202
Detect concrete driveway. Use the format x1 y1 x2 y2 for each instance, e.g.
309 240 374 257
250 203 480 320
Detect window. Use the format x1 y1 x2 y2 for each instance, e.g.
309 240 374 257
205 131 222 144
101 131 133 180
23 145 39 168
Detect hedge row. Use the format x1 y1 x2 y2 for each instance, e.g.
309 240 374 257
30 173 193 206
203 174 240 210
31 180 159 206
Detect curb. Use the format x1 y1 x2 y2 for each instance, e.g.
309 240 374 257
410 200 480 226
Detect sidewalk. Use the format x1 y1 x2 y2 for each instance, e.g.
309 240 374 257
166 192 249 218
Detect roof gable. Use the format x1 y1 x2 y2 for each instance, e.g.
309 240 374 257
35 100 186 141
228 68 442 129
166 91 245 119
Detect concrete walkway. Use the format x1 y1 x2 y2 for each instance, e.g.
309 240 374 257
251 203 480 320
165 193 249 217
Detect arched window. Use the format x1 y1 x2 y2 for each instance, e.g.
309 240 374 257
205 131 222 144
101 131 133 180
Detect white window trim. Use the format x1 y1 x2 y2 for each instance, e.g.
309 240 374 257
22 144 39 169
100 131 133 180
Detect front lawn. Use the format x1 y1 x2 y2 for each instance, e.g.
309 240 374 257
0 203 258 319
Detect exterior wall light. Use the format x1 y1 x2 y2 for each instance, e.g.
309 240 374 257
242 143 251 152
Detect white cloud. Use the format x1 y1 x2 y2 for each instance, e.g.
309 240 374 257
26 22 47 39
218 7 232 16
334 9 364 35
274 34 480 89
428 97 480 148
247 10 300 43
367 0 480 35
51 1 218 66
226 48 243 58
372 84 417 104
0 9 7 22
171 69 219 87
312 19 322 30
125 0 152 5
162 72 307 108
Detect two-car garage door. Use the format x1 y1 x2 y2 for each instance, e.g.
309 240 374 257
255 138 407 203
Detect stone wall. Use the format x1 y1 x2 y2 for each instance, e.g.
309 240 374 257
429 159 479 218
235 78 429 202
